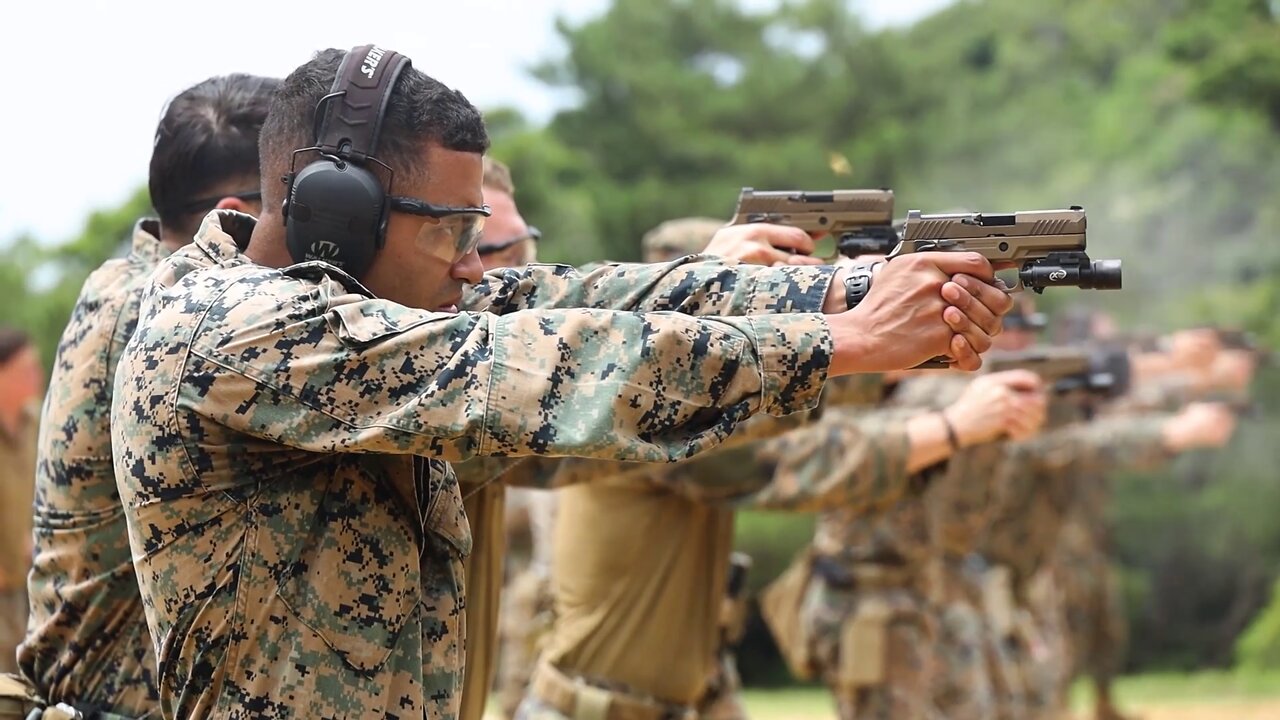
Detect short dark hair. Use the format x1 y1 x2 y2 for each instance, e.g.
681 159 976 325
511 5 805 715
0 327 31 365
259 48 489 203
149 74 280 236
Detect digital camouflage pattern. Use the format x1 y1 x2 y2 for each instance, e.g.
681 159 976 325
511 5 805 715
764 372 1015 720
18 220 166 713
1013 567 1072 720
982 411 1170 595
1056 514 1128 689
753 404 929 719
981 409 1172 719
891 374 1011 720
111 211 837 719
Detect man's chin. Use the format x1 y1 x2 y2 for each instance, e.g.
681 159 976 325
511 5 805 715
434 303 460 315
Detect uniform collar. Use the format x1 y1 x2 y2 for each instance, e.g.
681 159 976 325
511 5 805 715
130 218 168 264
188 210 377 298
192 210 258 266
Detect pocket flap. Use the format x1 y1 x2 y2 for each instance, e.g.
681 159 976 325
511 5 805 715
327 298 435 346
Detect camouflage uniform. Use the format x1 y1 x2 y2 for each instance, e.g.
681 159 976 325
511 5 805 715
0 402 38 676
982 409 1173 720
1054 501 1128 707
768 373 1012 720
1051 377 1196 720
18 220 166 714
514 374 907 720
111 211 836 719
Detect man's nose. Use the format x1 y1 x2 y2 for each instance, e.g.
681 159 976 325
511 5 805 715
451 248 485 284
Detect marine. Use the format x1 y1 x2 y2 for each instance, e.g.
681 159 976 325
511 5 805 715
109 45 1014 719
761 364 1046 720
980 357 1239 720
16 75 277 717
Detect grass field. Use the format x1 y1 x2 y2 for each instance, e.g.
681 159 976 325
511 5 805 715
739 670 1280 720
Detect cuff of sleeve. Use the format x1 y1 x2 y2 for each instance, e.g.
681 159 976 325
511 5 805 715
745 265 838 314
746 313 833 416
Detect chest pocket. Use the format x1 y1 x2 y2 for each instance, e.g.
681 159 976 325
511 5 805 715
274 456 423 673
274 454 474 675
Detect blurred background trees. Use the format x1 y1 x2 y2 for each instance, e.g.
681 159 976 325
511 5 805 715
4 0 1278 681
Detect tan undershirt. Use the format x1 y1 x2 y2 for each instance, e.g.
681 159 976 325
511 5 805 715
544 479 733 704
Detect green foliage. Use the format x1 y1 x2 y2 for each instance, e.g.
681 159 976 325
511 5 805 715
0 187 151 366
1237 580 1280 671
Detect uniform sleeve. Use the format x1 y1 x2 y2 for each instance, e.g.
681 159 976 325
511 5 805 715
537 406 913 510
1109 375 1197 414
734 408 913 512
477 375 888 493
187 282 833 465
1035 414 1173 475
493 406 822 492
461 258 837 317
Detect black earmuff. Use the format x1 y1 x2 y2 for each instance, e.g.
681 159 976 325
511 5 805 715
283 45 411 277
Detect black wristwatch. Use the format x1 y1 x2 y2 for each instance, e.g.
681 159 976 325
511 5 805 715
842 262 882 310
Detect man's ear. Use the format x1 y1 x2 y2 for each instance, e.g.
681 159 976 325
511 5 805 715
215 196 250 213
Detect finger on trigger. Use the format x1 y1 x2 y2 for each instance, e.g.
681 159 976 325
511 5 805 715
966 274 1016 316
763 227 816 254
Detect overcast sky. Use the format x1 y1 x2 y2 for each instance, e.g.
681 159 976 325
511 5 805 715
2 0 952 246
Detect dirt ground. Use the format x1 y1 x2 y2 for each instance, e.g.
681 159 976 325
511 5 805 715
1067 700 1280 720
752 703 1280 720
740 696 1280 720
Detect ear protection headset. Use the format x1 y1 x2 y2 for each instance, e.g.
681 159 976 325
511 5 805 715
282 45 411 277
